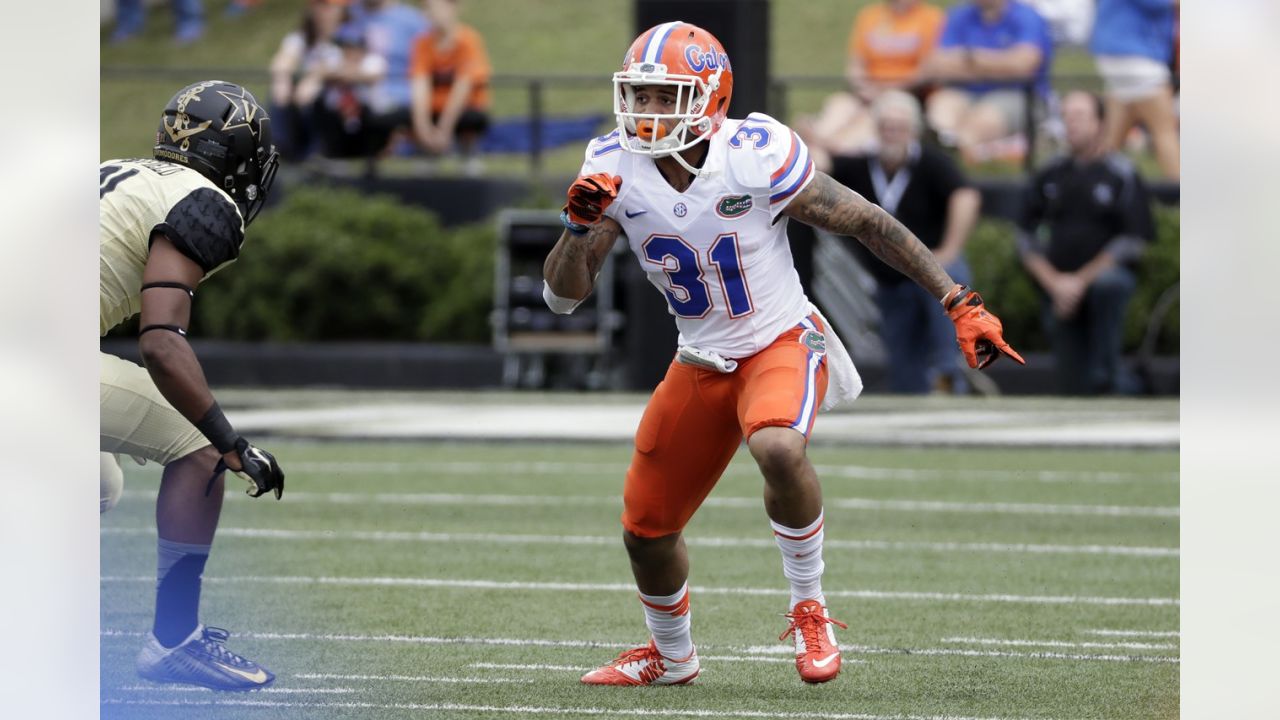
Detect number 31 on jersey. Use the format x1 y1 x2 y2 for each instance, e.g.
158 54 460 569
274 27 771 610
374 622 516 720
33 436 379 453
643 233 754 319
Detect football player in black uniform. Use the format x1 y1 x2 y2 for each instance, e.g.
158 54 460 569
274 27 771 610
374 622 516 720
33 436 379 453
100 80 285 691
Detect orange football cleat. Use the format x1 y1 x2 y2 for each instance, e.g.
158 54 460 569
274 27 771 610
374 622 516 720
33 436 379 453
580 639 700 686
779 600 848 684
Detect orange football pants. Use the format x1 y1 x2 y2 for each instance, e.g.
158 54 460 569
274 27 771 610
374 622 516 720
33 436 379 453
621 314 830 538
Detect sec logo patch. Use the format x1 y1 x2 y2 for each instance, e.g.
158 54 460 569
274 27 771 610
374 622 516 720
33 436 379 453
673 202 688 217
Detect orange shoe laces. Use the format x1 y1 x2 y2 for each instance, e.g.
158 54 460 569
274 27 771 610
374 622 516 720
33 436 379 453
610 643 665 671
779 608 848 649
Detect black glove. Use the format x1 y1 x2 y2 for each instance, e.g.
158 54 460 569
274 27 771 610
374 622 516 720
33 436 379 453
209 437 285 499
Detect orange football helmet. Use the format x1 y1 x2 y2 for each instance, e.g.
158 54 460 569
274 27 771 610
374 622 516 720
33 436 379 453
613 21 734 163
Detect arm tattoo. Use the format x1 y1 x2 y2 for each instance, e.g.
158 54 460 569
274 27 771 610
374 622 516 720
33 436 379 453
544 221 620 299
786 172 954 298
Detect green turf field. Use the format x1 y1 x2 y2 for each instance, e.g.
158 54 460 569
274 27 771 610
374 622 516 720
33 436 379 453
101 440 1178 719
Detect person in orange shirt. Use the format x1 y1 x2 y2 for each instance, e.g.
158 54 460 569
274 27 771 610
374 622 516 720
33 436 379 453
798 0 944 170
408 0 491 172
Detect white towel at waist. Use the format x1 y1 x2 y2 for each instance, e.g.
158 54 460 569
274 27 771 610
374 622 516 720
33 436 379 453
810 303 863 412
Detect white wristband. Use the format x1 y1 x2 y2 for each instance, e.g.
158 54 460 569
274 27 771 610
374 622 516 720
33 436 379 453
542 281 585 315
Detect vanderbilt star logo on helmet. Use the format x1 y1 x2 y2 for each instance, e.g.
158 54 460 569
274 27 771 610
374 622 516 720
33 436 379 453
216 85 266 138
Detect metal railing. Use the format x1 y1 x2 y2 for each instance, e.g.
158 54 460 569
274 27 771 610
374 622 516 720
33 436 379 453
104 66 1113 176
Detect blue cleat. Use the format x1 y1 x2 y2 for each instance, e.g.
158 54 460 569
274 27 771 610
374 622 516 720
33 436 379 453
136 625 274 691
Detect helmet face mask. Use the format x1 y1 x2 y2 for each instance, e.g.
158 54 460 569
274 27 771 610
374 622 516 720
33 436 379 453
240 140 279 226
613 22 733 165
154 80 279 225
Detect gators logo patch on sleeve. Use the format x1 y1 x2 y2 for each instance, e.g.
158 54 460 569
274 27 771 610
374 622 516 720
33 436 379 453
716 194 753 218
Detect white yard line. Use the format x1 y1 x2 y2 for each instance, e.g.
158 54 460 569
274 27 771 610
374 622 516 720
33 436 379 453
117 490 1178 518
828 498 1178 518
941 637 1178 651
101 630 1172 666
118 685 357 694
292 673 533 684
1084 629 1180 638
469 662 591 672
102 629 633 649
467 657 860 668
97 697 1055 720
99 575 1180 606
843 645 1178 665
100 526 1179 558
699 655 823 665
276 460 1177 485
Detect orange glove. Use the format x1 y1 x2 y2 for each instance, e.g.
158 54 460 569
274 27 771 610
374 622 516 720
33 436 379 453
943 284 1026 370
564 173 622 227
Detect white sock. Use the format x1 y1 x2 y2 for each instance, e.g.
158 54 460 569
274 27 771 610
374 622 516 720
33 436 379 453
771 511 827 609
638 583 694 661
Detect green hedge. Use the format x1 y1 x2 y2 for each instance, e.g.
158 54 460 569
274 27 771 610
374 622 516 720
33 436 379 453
967 203 1180 354
114 184 1177 353
192 186 496 342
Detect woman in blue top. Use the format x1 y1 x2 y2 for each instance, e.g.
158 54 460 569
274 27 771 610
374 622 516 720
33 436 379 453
1090 0 1179 179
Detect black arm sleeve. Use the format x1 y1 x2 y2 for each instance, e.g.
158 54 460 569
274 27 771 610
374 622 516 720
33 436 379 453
152 188 245 273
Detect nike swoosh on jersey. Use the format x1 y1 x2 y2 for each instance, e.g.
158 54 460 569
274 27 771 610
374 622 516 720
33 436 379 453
811 652 840 668
624 209 648 218
215 662 269 683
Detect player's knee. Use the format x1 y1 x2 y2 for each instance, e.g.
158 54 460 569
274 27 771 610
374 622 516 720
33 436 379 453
179 444 221 468
623 529 680 563
747 427 808 479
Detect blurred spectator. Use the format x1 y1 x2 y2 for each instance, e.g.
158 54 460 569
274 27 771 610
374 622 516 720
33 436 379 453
1090 0 1179 179
921 0 1052 164
225 0 262 18
1024 0 1094 47
1017 91 1154 395
269 0 352 161
111 0 204 45
409 0 492 174
312 24 391 160
796 0 945 167
347 0 431 155
828 91 981 394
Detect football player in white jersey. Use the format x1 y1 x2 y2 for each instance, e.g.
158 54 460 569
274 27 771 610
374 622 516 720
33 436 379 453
100 80 285 691
544 22 1024 686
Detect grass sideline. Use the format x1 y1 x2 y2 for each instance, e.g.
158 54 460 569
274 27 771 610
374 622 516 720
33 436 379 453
101 440 1178 719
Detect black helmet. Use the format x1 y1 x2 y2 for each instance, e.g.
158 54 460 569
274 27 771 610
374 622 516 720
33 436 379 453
153 80 280 225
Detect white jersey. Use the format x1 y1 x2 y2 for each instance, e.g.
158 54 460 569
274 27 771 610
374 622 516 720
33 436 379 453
99 158 245 336
580 113 817 359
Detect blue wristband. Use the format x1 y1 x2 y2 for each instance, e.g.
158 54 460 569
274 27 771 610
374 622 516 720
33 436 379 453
560 209 590 236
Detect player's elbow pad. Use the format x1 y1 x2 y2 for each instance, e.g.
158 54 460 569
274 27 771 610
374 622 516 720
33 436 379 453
543 281 585 315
